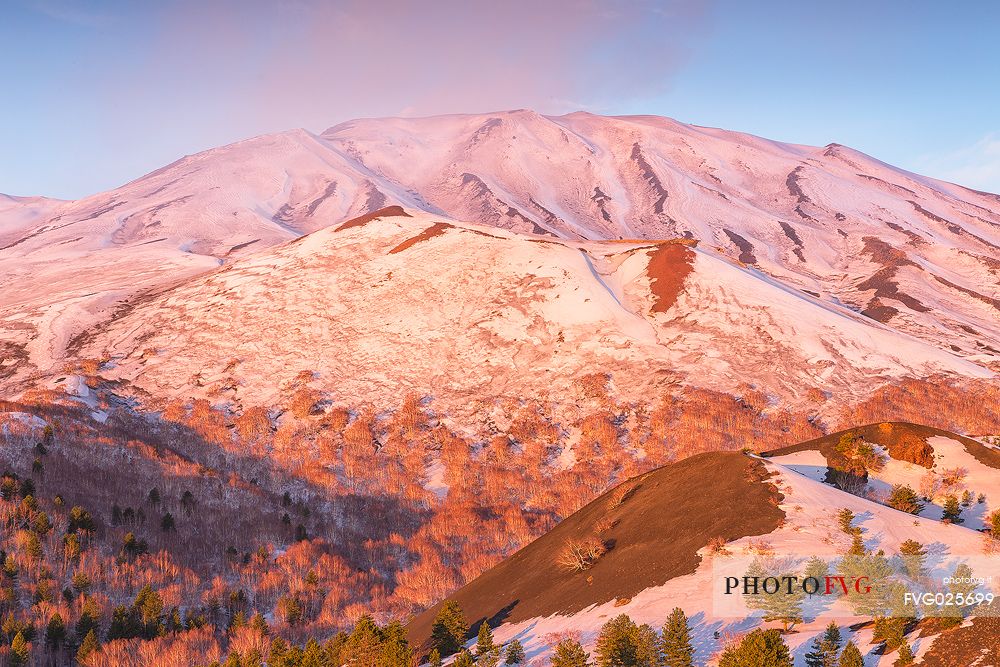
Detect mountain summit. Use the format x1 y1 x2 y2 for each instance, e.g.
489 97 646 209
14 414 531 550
1 111 998 414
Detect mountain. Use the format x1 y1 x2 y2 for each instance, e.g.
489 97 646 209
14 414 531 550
2 112 1000 665
408 423 1000 665
41 207 983 429
1 111 998 416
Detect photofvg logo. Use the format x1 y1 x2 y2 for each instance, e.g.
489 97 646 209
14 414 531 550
724 574 872 596
710 553 1000 621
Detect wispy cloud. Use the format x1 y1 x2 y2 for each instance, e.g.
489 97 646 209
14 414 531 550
25 0 116 27
916 133 1000 194
134 0 710 127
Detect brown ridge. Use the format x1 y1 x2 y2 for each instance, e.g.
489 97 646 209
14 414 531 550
764 422 1000 474
333 205 411 232
405 452 784 653
388 222 453 254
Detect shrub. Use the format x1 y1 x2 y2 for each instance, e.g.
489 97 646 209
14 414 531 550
593 516 617 534
708 536 730 555
887 485 924 514
557 537 607 571
607 482 637 510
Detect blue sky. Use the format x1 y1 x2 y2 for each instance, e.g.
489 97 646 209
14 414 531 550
2 0 998 199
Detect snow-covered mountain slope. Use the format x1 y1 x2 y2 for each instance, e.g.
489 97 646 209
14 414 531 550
1 111 998 403
319 112 1000 367
0 193 64 237
766 422 1000 530
47 209 988 422
409 425 1000 666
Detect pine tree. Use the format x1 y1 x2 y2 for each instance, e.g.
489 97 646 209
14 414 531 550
229 611 248 634
847 532 866 556
428 648 443 667
762 576 804 631
75 597 100 639
894 642 915 666
718 629 792 667
301 638 324 667
45 612 66 651
942 494 963 523
744 563 804 632
324 632 348 666
943 562 978 626
837 508 855 533
24 531 43 561
108 604 136 640
635 624 660 667
838 641 864 667
804 623 840 667
453 649 475 667
344 614 384 665
873 616 908 651
660 607 693 667
899 539 927 579
135 585 164 638
551 638 591 667
504 639 526 665
804 636 827 667
10 631 30 667
595 614 639 667
476 621 498 659
887 485 923 514
430 600 469 657
989 509 1000 538
840 549 895 618
803 556 829 586
269 637 291 667
280 646 304 667
249 613 268 636
77 629 99 662
822 623 842 647
381 620 414 667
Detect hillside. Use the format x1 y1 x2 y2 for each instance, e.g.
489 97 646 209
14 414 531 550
766 422 1000 529
406 452 784 649
25 207 980 427
413 425 1000 666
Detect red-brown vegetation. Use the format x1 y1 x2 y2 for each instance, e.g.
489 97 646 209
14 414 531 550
1 373 996 663
646 242 695 313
